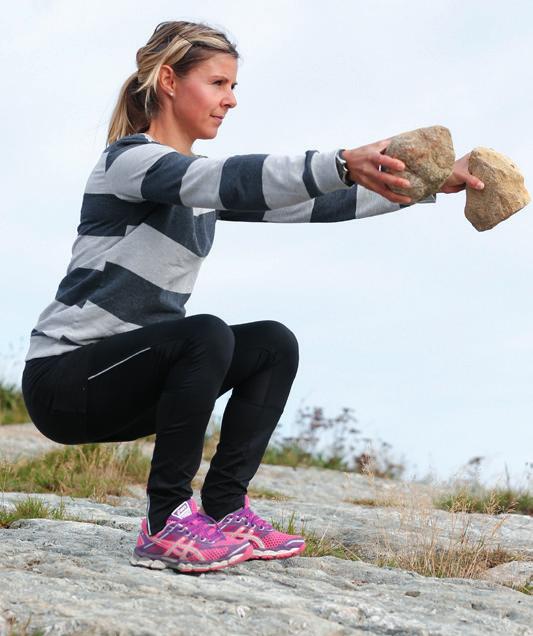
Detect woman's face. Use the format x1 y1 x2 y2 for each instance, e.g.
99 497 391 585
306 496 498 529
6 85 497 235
171 52 238 141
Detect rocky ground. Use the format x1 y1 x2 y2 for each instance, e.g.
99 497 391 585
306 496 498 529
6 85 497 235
1 423 532 635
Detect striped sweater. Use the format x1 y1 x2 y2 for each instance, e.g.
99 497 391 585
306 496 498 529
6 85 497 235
25 132 436 361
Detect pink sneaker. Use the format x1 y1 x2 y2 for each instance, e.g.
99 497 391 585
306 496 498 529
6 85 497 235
217 495 306 560
131 498 253 573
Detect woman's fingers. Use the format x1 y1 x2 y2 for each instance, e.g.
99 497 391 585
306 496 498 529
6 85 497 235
372 150 411 200
360 176 412 203
470 176 485 189
344 142 412 202
379 170 411 190
372 151 406 172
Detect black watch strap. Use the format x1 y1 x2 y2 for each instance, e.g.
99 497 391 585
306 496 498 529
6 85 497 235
335 149 354 186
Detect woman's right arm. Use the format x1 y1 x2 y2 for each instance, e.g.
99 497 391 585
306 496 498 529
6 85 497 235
105 135 413 210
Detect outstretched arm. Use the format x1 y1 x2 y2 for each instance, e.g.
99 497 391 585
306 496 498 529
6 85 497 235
102 133 415 212
103 135 351 210
217 185 436 223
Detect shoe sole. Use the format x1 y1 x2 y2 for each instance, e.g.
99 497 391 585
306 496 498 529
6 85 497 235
250 543 306 560
130 544 253 573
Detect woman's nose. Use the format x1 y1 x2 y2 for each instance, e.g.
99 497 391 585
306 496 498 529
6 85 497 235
223 90 237 109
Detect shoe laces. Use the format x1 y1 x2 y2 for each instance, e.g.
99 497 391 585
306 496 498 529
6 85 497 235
232 507 273 531
173 512 225 543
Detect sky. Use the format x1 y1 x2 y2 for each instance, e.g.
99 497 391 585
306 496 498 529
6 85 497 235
2 0 532 490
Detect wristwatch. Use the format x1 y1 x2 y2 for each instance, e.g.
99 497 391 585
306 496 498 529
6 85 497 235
335 149 354 186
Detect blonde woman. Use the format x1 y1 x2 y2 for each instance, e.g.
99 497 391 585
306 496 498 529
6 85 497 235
21 20 484 574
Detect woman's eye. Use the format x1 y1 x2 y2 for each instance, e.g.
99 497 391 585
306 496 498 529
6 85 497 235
214 81 236 88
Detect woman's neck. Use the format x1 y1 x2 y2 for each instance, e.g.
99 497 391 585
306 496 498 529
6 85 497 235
145 118 195 156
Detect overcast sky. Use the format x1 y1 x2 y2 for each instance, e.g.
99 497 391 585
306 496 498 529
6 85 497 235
2 0 532 490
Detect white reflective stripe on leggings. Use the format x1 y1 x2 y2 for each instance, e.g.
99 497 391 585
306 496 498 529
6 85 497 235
87 346 152 380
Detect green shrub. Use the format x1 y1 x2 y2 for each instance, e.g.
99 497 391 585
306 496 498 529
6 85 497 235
0 380 29 425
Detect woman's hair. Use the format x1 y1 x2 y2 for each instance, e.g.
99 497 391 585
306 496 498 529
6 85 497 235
107 20 239 146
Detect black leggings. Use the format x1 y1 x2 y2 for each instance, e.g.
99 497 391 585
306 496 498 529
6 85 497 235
21 315 299 534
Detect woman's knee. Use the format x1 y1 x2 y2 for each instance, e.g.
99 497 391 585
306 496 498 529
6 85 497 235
260 320 299 365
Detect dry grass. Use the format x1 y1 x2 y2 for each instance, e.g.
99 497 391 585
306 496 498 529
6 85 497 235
0 442 151 504
346 486 533 517
350 465 530 588
345 496 405 508
434 487 533 516
1 601 48 635
272 467 530 595
248 487 291 501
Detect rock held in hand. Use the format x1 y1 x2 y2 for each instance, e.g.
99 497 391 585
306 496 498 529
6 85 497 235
382 125 455 202
465 147 530 231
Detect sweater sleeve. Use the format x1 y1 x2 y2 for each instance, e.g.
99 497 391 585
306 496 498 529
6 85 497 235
216 185 437 223
105 140 351 210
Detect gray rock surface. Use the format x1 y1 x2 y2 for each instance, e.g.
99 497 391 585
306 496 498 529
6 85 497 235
3 490 532 560
479 560 533 589
1 516 532 636
465 147 531 231
1 423 532 634
382 125 455 202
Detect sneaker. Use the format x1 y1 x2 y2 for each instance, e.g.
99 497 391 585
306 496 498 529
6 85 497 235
130 498 253 573
217 495 306 560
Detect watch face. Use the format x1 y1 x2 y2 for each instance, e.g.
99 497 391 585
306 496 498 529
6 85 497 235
335 153 346 175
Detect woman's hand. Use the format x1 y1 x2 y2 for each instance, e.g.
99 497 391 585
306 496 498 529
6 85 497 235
343 138 413 204
438 152 485 194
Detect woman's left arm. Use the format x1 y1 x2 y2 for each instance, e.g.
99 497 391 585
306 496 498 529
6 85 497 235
216 152 482 223
216 186 436 223
438 152 485 194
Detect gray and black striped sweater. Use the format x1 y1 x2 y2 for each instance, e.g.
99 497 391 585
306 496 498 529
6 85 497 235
25 133 436 361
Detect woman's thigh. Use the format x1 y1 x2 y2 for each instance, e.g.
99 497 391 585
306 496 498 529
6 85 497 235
23 315 227 444
83 315 234 441
23 316 297 445
85 318 298 442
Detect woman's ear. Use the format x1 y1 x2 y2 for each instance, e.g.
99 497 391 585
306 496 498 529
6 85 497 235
158 64 176 98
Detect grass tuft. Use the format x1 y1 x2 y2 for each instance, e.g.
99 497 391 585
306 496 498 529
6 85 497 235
374 544 526 580
0 442 151 503
248 487 291 501
346 497 401 508
271 510 363 560
0 495 82 528
434 487 533 516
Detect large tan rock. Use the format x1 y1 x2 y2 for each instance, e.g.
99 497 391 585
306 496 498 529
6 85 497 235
465 147 531 231
382 125 455 202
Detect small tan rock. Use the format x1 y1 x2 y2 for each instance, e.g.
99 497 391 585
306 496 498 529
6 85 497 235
382 125 455 202
465 147 530 231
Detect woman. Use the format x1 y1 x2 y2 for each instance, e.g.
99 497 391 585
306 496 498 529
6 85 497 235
21 20 484 574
